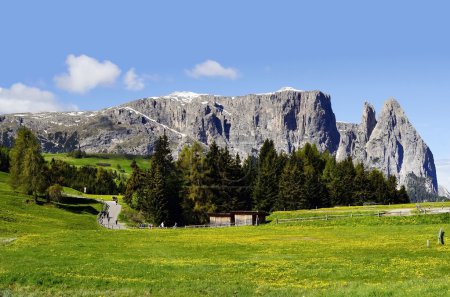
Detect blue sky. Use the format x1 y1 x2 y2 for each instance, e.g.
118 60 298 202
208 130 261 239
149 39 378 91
0 0 449 189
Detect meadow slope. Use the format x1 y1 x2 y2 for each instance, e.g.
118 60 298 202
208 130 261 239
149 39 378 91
1 172 450 296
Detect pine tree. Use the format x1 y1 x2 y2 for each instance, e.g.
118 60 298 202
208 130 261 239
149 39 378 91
252 139 280 212
142 165 168 224
240 155 256 210
277 152 305 210
204 141 222 209
124 160 145 208
368 169 388 204
386 175 399 204
397 185 410 204
298 144 327 209
9 127 47 200
328 157 356 206
353 163 370 205
0 146 10 172
141 134 181 225
177 142 214 224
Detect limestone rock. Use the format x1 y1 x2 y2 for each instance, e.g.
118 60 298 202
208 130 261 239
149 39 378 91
438 185 450 199
0 89 438 193
337 99 438 193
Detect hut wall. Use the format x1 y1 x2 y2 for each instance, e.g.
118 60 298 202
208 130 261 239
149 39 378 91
234 214 253 226
210 216 231 226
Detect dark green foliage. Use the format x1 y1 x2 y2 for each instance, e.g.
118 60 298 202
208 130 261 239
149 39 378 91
277 152 305 210
140 166 169 224
252 139 282 212
9 127 48 199
177 142 214 224
47 184 63 202
48 158 121 195
327 157 356 206
139 135 181 225
67 149 87 159
0 146 10 172
123 160 145 208
353 163 371 205
368 169 388 204
123 137 410 225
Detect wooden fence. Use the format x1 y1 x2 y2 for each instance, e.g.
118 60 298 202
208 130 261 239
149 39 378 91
274 209 450 224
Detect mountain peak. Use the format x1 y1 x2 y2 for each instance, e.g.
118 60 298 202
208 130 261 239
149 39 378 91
153 91 209 103
276 87 304 93
359 101 377 140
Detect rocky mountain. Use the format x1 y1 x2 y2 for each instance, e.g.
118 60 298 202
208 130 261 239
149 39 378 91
337 99 438 194
0 87 438 193
438 185 450 199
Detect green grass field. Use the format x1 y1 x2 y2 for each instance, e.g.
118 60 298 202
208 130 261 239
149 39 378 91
1 172 450 296
44 153 151 175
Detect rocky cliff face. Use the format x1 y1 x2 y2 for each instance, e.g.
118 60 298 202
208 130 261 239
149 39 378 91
438 185 450 198
0 88 438 192
0 88 341 157
337 99 438 193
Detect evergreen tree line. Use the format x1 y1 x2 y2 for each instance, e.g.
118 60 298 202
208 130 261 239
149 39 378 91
48 159 126 195
0 146 10 172
125 138 409 226
8 127 125 201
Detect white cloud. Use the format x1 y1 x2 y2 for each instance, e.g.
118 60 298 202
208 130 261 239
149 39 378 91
436 159 450 190
54 54 121 93
0 83 77 114
124 68 145 91
186 59 238 79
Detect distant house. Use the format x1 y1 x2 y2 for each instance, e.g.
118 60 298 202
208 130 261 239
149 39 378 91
208 211 268 227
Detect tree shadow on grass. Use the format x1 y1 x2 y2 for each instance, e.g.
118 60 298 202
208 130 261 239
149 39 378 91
55 203 99 215
60 196 98 205
54 197 101 215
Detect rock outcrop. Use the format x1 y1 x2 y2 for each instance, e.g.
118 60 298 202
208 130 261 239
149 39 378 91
0 88 438 193
438 185 450 199
337 99 438 193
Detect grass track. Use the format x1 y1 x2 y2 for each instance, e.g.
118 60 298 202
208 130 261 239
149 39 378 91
1 172 450 296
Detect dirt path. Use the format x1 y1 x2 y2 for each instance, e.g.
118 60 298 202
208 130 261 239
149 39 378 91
383 207 450 217
99 201 126 229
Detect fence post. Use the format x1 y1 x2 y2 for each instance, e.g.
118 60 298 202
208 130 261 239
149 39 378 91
378 212 381 217
325 215 328 221
350 213 353 218
276 218 278 225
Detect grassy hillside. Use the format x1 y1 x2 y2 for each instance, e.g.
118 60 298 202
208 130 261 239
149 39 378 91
1 171 450 296
44 153 151 175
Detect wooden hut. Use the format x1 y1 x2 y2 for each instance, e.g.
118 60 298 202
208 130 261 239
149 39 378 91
208 211 267 227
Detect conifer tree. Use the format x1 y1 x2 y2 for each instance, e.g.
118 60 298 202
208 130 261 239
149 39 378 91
298 144 327 209
353 163 370 205
142 165 168 224
0 146 10 172
386 175 399 204
177 142 214 224
252 139 280 211
124 160 145 208
141 134 181 225
368 169 388 204
277 152 305 210
9 127 47 200
397 185 410 204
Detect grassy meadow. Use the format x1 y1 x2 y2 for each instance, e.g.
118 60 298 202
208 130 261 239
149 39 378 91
44 153 151 176
1 171 450 296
